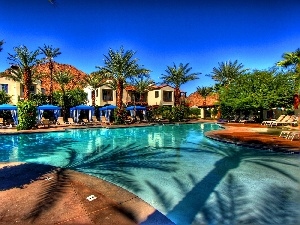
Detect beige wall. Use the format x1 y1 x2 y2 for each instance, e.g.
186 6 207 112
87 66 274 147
85 83 176 107
0 77 42 104
148 86 174 106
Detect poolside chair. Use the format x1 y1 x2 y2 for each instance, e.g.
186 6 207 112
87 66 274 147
0 118 3 126
41 119 50 128
101 117 110 125
230 115 240 123
261 115 286 126
239 115 256 123
125 116 134 124
270 115 295 127
67 118 75 124
56 117 67 125
286 131 300 141
92 116 101 124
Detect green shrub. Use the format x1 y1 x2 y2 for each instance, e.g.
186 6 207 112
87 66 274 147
17 100 37 130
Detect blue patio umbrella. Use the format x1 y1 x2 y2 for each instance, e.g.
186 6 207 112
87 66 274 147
0 104 18 125
37 104 61 122
100 105 116 123
71 105 94 122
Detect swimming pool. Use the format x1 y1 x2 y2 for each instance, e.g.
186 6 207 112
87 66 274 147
1 123 299 225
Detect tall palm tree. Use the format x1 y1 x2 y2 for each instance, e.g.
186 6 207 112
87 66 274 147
82 71 107 106
131 75 155 102
277 48 300 72
7 46 41 100
196 86 213 105
99 47 150 122
39 44 61 104
161 63 200 106
209 60 247 86
53 70 73 116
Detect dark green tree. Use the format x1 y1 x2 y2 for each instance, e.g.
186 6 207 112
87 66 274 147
39 44 61 104
7 46 41 100
209 60 247 86
99 47 150 123
0 90 11 104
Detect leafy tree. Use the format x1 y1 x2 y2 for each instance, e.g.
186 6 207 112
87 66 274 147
277 48 300 93
7 46 41 100
0 90 11 104
30 93 48 106
39 44 61 104
161 63 200 106
218 68 295 118
209 60 247 86
17 100 37 130
99 46 150 123
82 71 107 106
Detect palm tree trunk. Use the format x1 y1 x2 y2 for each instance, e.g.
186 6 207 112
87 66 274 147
49 61 54 104
174 87 180 106
92 90 96 106
167 156 240 224
116 80 124 109
23 68 32 100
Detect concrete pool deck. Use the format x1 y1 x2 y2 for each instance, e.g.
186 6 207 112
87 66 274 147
0 121 299 224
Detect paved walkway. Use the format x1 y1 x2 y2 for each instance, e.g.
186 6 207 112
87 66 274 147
0 163 174 225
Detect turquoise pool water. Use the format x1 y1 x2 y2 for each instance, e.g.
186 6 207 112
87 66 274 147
1 123 300 225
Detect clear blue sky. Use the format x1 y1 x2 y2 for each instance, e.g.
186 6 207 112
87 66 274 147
1 0 300 95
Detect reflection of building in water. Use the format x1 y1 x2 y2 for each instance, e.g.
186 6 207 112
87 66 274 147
147 126 175 148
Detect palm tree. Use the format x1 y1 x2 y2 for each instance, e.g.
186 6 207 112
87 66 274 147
82 71 107 106
209 60 247 86
161 63 200 106
196 86 213 105
7 46 41 100
131 75 155 103
277 48 300 72
39 44 61 104
53 70 73 116
99 47 150 122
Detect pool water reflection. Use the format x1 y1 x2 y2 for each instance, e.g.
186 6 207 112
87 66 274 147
0 123 299 225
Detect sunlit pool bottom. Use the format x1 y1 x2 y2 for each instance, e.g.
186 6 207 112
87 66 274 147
1 123 299 225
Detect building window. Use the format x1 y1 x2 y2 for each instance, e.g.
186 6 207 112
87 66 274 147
163 91 172 102
155 91 159 98
95 89 98 97
103 89 113 101
30 85 35 93
0 84 8 93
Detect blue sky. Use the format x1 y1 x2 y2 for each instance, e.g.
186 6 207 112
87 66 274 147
1 0 300 95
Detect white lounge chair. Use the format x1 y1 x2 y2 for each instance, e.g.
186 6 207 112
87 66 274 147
261 115 285 126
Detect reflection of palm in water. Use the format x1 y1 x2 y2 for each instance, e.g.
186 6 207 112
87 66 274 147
163 142 299 225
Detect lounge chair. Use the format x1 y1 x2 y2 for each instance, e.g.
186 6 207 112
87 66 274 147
92 116 101 124
67 118 75 124
101 117 110 125
0 118 3 127
271 115 296 127
239 115 256 123
125 116 134 124
56 117 67 125
261 115 286 126
41 119 50 128
286 131 300 141
230 115 240 123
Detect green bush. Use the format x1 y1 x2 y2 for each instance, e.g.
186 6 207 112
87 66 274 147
17 100 37 130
